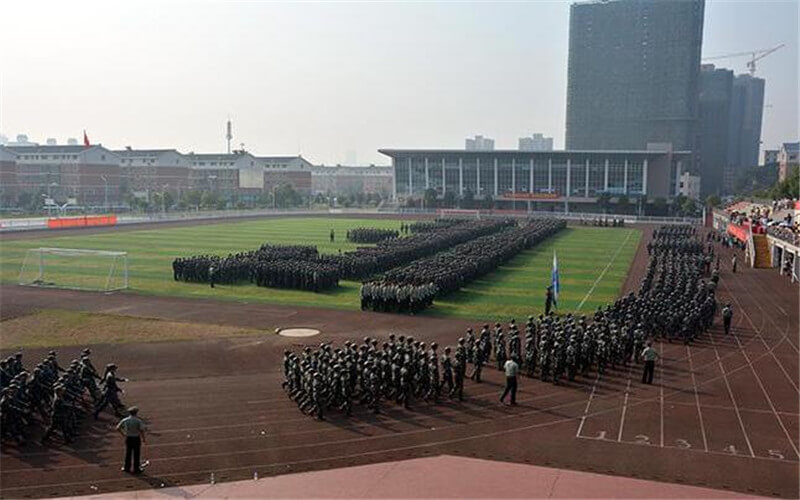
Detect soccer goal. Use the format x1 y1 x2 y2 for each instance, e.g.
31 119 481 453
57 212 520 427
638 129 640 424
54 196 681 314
19 248 129 292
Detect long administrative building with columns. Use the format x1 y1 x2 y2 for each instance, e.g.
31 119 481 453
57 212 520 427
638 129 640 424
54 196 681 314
380 148 692 211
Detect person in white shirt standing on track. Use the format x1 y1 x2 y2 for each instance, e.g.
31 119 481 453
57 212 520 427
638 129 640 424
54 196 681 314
500 358 519 405
116 406 147 474
640 341 660 385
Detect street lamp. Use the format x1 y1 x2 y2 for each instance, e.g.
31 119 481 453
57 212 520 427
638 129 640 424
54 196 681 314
162 184 169 214
100 175 109 211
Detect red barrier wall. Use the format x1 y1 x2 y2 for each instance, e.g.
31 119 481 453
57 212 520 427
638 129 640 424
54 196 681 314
47 215 117 229
727 223 749 243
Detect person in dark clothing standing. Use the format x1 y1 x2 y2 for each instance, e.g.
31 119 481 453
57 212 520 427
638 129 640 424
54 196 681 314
545 286 554 316
330 229 335 243
722 303 733 335
116 406 147 474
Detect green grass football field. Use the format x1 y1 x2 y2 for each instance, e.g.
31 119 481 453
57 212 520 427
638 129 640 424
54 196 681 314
0 217 640 321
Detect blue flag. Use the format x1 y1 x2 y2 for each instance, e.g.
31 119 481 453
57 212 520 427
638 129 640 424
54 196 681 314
551 251 560 307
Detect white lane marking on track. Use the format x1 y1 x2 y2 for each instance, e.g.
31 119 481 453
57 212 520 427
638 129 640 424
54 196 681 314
721 276 799 392
724 308 800 459
9 403 800 494
576 372 601 437
574 229 634 312
617 364 632 442
707 327 756 457
686 344 709 452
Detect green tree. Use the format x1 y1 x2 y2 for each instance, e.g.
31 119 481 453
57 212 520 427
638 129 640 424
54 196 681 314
770 166 799 199
423 188 437 210
442 190 456 208
597 192 612 214
651 197 667 216
679 197 698 216
200 190 220 209
17 192 35 212
705 194 721 208
460 189 475 209
616 195 630 214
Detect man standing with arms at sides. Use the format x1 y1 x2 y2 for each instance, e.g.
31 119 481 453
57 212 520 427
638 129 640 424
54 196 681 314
640 341 659 385
116 406 147 474
722 303 733 335
545 285 554 316
499 357 519 406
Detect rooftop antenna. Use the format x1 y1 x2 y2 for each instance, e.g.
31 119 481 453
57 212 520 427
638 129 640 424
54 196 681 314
226 117 233 154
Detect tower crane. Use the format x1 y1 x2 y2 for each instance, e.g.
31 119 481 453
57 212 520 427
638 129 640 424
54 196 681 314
702 44 785 76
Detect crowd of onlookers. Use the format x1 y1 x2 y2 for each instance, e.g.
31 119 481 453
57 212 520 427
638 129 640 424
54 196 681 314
725 198 798 245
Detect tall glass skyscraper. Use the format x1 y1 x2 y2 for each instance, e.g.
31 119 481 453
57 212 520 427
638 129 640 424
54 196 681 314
565 0 705 152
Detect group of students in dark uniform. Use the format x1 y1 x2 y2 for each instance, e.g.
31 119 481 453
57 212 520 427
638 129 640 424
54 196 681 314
283 334 468 419
171 220 514 291
360 218 566 313
330 219 514 281
172 244 339 292
1 350 129 444
286 224 729 418
346 227 400 244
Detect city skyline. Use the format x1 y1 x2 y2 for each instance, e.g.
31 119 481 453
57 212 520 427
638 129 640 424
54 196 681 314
0 1 797 165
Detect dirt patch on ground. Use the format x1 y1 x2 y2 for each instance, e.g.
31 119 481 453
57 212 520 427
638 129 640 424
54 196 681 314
0 309 270 349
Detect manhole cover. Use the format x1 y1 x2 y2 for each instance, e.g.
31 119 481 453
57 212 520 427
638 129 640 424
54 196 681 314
278 328 320 338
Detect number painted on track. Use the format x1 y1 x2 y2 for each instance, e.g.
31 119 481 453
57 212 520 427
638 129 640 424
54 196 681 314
675 439 691 449
635 434 650 445
595 430 607 440
724 445 738 455
768 449 785 460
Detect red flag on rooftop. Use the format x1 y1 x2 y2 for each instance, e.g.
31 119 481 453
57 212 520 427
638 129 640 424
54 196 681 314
83 130 90 148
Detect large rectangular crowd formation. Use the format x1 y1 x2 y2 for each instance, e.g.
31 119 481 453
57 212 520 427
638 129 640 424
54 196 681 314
171 218 565 313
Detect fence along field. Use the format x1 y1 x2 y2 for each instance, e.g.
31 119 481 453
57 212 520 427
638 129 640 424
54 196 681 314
0 217 640 320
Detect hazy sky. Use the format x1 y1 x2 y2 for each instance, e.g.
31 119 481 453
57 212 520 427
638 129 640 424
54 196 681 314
0 1 797 165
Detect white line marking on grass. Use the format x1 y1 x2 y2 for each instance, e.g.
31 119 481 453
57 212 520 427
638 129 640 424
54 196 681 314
574 230 634 313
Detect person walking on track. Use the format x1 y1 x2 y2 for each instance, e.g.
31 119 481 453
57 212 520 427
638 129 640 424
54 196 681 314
500 358 519 405
640 341 659 384
116 406 147 474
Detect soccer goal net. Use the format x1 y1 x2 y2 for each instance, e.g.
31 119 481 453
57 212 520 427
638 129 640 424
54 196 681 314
19 248 129 292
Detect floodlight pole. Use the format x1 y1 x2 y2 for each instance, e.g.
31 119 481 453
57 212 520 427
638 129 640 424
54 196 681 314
100 175 109 211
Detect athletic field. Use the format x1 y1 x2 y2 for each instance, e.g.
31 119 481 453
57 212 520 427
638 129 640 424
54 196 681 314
0 217 640 320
